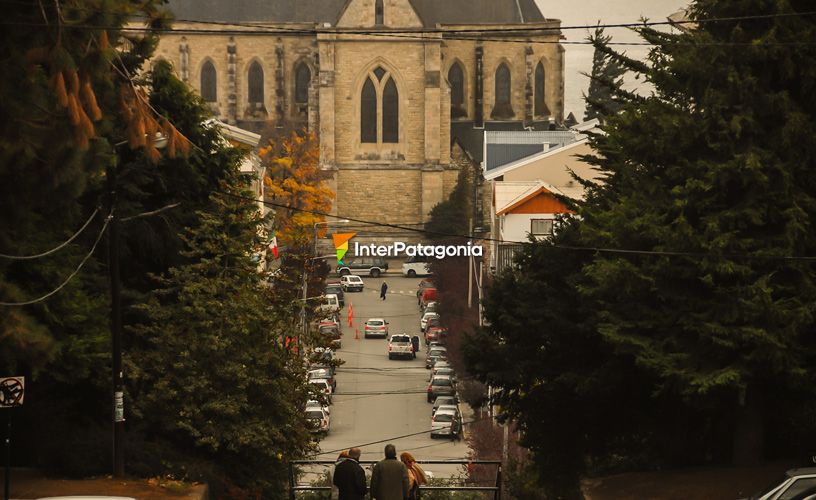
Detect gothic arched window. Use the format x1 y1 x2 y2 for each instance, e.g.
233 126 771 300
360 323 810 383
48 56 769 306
248 61 264 104
360 66 399 144
375 0 384 25
200 60 217 102
448 62 465 118
382 78 398 143
491 62 513 119
361 77 377 143
535 61 549 117
295 62 311 105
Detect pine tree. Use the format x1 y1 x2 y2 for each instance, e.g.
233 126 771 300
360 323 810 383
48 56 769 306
583 27 626 122
578 0 816 464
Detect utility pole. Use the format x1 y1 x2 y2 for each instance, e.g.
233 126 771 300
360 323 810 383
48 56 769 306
106 161 125 478
467 218 473 308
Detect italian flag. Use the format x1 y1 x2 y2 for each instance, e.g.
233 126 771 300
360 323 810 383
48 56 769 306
269 233 279 259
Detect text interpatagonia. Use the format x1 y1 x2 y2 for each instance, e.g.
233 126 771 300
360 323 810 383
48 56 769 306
353 241 483 259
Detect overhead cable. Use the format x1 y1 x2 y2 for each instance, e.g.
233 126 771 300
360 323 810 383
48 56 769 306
0 208 99 260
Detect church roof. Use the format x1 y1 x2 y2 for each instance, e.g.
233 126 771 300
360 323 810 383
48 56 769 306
164 0 546 26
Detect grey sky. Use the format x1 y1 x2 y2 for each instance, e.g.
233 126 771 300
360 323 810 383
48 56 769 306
535 0 686 120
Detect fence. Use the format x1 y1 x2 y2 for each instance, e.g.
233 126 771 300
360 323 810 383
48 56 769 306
288 459 502 499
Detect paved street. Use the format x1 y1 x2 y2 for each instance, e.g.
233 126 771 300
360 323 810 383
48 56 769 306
312 276 471 479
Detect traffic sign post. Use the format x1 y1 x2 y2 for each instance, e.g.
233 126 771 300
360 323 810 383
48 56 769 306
1 376 25 500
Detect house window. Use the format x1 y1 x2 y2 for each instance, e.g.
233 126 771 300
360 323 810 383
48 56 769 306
200 60 217 102
375 0 384 25
248 61 264 104
360 66 399 145
361 78 377 143
448 62 466 118
491 63 513 119
531 219 553 236
535 61 549 117
295 62 311 104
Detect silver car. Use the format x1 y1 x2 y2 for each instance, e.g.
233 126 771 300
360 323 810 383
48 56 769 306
427 374 455 402
430 407 460 438
744 467 816 500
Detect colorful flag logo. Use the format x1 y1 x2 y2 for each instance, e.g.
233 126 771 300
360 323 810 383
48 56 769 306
332 233 356 265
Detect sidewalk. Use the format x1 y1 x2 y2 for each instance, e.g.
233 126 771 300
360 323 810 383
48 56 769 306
1 468 208 500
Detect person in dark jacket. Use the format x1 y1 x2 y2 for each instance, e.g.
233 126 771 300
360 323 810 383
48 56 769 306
333 447 367 500
370 444 409 500
380 281 388 300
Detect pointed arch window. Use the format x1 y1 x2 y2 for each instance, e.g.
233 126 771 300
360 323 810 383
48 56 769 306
200 60 217 102
248 61 264 104
448 62 466 118
360 66 400 144
491 62 513 119
361 78 377 143
535 61 549 117
295 62 311 105
375 0 384 25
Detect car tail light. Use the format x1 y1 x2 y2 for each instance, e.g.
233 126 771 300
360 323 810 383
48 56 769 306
427 384 432 392
389 346 392 351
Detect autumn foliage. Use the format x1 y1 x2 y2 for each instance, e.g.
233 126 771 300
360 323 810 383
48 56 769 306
261 131 334 249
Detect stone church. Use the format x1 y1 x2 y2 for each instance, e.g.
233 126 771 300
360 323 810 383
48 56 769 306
152 0 565 234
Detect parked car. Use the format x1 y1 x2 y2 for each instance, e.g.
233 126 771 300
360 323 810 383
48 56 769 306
432 395 458 415
423 316 441 335
306 399 331 416
305 407 330 434
402 255 432 277
420 312 439 331
318 321 342 349
427 374 455 402
430 407 460 438
425 326 446 345
308 367 336 392
388 333 414 360
319 293 340 317
340 274 365 292
364 318 389 338
429 366 456 383
325 282 345 307
309 378 333 404
337 257 388 277
416 278 435 303
420 287 438 309
425 346 448 369
423 301 439 315
309 347 335 365
744 468 816 500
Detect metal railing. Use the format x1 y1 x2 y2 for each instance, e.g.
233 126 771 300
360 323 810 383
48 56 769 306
288 459 502 499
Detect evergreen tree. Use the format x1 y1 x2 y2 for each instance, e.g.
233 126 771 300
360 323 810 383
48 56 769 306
583 26 626 122
425 167 472 239
578 0 816 464
131 183 312 496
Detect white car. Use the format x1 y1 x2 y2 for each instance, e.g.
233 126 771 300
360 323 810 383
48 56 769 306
402 255 432 277
429 407 460 439
340 274 364 292
318 293 340 316
744 467 816 500
420 312 438 331
309 378 333 404
305 407 330 434
306 399 330 415
364 318 389 338
388 334 414 360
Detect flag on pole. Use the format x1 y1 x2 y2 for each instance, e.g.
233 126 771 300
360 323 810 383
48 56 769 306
269 233 280 259
347 300 353 327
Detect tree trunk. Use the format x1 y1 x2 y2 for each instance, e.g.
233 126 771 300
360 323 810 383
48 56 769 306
732 385 764 466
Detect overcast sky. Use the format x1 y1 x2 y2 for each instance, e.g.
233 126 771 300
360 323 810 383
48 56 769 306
535 0 686 120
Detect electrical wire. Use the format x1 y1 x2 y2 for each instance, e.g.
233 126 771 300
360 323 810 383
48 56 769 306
216 190 816 261
0 213 112 307
0 208 100 260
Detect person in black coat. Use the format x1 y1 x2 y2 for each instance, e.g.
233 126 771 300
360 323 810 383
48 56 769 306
380 281 388 300
333 447 367 500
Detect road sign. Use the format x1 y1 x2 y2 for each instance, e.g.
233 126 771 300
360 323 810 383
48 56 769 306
0 377 24 408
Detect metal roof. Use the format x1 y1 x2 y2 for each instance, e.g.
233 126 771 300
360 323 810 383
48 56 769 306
485 130 579 171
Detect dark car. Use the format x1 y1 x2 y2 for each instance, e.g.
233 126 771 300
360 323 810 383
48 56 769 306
337 257 389 277
425 346 448 369
325 282 345 307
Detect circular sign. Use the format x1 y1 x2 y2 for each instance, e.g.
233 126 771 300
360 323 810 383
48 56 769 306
0 377 24 407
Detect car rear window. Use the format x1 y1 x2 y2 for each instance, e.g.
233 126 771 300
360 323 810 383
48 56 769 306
368 320 384 326
429 349 446 356
432 378 452 386
306 410 324 419
392 335 410 343
433 413 454 422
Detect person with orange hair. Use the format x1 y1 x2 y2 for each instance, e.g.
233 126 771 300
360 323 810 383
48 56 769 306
399 451 428 500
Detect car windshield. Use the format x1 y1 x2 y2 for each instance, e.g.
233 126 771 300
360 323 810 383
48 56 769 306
432 378 452 386
751 476 788 499
434 413 454 422
306 410 324 420
429 349 446 356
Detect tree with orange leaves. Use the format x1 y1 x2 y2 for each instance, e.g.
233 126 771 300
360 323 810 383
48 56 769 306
260 130 335 250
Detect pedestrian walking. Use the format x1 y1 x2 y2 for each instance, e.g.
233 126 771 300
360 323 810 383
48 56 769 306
370 444 409 500
380 281 388 300
400 452 428 500
332 448 367 500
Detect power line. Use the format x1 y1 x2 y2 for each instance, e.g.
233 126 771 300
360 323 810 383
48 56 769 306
0 213 112 307
0 208 100 260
